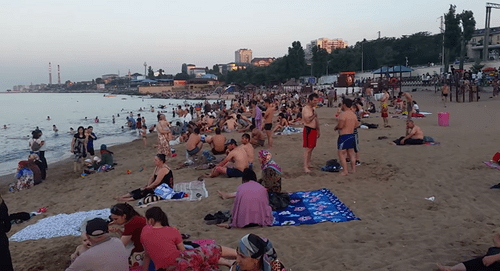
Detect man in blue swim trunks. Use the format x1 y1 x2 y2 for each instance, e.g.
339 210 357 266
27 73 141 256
205 139 249 178
335 98 359 176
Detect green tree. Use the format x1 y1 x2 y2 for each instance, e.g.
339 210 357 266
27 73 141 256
312 45 328 78
156 69 164 79
286 41 306 79
471 60 485 73
212 65 220 74
95 78 103 84
458 10 476 69
444 5 461 72
147 66 155 79
174 73 190 80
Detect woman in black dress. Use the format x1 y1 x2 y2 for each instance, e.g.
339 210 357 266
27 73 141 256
0 194 14 271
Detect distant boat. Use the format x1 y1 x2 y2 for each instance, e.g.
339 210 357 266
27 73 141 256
105 94 116 97
121 98 127 100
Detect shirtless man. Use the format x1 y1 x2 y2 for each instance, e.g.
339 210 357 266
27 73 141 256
248 125 266 147
365 86 373 109
380 89 390 128
302 93 320 173
393 120 424 145
401 92 413 120
224 115 237 132
239 133 255 169
206 139 249 178
236 114 251 130
261 99 275 148
205 128 226 155
273 113 289 133
335 98 359 176
186 128 203 157
442 83 449 107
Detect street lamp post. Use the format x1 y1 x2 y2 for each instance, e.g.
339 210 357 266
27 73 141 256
361 41 364 73
326 60 332 76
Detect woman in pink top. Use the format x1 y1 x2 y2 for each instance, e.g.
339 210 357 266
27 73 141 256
217 168 274 229
140 207 236 271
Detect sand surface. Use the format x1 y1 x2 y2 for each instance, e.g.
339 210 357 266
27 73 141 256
3 90 500 271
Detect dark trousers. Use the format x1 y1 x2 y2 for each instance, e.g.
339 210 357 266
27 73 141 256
39 151 48 169
0 233 13 271
393 137 424 145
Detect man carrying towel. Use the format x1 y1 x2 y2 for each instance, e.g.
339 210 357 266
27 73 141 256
66 218 128 271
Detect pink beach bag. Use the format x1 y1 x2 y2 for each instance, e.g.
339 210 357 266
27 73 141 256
438 112 449 126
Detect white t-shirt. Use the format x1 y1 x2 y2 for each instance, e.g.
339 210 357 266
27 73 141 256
184 113 192 123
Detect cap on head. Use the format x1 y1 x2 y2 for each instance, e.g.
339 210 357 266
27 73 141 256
86 218 109 237
225 139 237 147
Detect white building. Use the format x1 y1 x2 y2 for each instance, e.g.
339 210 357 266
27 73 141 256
235 49 253 63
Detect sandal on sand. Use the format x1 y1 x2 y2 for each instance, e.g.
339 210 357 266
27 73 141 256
491 183 500 189
378 136 388 140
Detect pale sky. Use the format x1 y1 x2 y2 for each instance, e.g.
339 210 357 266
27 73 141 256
0 0 497 91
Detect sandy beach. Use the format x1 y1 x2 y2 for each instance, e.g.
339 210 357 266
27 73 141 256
3 90 500 271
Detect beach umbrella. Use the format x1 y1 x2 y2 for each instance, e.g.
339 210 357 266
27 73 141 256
483 67 495 72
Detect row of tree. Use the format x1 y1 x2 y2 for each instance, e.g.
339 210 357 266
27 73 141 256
225 4 477 86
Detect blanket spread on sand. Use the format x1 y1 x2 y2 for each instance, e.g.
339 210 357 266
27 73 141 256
10 208 111 242
272 188 359 226
484 161 500 170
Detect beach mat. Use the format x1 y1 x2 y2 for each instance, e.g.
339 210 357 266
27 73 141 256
10 208 110 242
138 180 209 208
272 188 359 226
484 161 500 170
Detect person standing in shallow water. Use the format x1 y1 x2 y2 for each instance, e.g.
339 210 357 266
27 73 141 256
71 126 87 173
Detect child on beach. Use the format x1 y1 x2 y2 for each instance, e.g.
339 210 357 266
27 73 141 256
140 126 147 147
70 233 91 263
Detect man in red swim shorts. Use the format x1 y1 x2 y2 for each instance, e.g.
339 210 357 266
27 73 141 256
302 93 320 173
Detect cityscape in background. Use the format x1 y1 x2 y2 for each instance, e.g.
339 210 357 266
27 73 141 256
9 25 500 93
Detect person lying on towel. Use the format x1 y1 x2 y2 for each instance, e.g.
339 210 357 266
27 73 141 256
393 120 424 145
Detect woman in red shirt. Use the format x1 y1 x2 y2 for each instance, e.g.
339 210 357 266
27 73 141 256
110 203 147 266
141 207 236 271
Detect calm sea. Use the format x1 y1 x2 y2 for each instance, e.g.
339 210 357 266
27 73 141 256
0 93 216 176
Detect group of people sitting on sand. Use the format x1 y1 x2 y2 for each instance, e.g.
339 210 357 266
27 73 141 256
62 140 288 270
65 203 286 271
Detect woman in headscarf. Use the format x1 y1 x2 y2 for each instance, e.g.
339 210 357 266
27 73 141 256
230 234 286 271
217 169 273 229
258 150 290 211
258 150 281 193
157 114 172 158
0 194 13 271
10 161 34 191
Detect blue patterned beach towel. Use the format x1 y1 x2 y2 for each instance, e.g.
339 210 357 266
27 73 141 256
272 188 359 226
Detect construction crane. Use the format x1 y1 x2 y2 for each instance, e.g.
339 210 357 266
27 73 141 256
484 2 500 61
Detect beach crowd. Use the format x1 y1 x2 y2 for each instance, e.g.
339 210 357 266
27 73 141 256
2 80 499 271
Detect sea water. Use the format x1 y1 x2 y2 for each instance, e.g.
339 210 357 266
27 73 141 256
0 93 219 176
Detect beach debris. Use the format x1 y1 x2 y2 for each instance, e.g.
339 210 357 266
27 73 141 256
139 167 144 172
425 196 435 202
126 169 132 174
38 207 47 213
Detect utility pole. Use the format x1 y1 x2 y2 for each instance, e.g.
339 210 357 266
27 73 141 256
144 62 147 78
361 41 364 73
484 3 500 61
440 16 445 69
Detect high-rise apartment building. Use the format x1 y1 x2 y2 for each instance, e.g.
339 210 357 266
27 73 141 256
235 49 253 63
305 38 348 61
